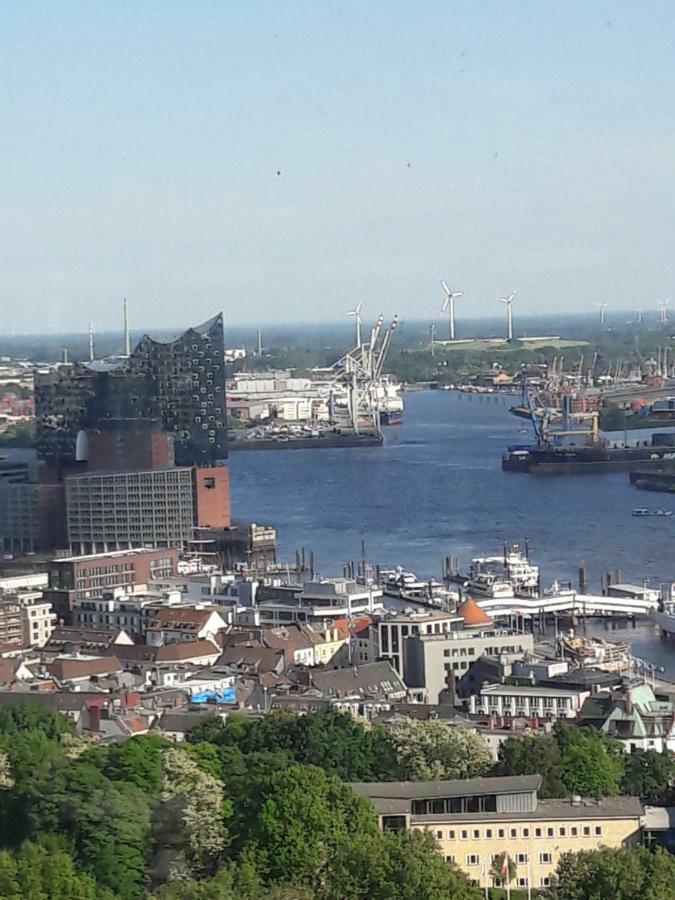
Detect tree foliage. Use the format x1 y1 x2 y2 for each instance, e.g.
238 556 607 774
0 840 108 899
97 733 170 794
187 709 398 781
620 750 675 805
386 719 492 781
495 723 625 798
1 701 666 900
151 747 230 885
550 845 675 900
30 761 152 897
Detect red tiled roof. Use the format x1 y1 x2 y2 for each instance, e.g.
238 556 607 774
119 714 149 735
151 607 213 628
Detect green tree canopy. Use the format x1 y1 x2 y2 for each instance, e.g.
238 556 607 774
555 724 624 798
231 762 379 893
550 845 675 900
620 750 675 805
0 840 111 900
494 731 568 797
30 761 152 898
187 709 398 781
96 733 170 793
495 724 625 798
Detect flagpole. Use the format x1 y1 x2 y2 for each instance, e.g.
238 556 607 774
506 851 511 900
527 851 532 900
483 854 489 899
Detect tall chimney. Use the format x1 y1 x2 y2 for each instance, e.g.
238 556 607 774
123 298 131 356
88 322 95 362
87 703 101 732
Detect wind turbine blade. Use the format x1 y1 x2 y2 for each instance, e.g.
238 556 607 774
440 279 451 296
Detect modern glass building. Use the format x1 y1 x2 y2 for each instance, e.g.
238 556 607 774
35 313 227 467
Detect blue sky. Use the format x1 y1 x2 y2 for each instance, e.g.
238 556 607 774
2 1 675 334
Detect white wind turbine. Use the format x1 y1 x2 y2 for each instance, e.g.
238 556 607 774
347 302 363 348
657 299 670 325
440 280 464 341
598 303 608 327
499 290 517 341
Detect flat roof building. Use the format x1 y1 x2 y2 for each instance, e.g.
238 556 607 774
352 775 643 893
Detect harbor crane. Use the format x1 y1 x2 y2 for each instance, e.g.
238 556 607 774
499 290 517 341
329 313 400 434
440 280 464 341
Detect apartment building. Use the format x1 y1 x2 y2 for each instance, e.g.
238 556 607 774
467 683 590 720
45 548 177 622
0 596 23 648
20 596 56 647
353 775 643 892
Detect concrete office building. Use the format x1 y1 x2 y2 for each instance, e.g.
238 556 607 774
377 610 462 681
467 683 590 720
65 463 230 555
405 628 535 704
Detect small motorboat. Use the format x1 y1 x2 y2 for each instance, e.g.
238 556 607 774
632 508 673 517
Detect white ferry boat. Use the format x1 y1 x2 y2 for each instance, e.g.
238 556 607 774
651 598 675 636
380 567 459 607
469 547 539 595
466 571 515 600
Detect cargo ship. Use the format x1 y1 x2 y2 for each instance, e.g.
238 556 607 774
503 391 675 473
503 437 675 473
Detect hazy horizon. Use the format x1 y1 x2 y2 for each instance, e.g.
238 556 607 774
3 2 675 332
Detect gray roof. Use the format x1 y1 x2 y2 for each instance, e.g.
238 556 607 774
158 710 217 733
351 774 542 801
309 662 406 698
420 797 644 824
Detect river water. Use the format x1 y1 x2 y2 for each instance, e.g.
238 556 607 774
229 390 675 676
